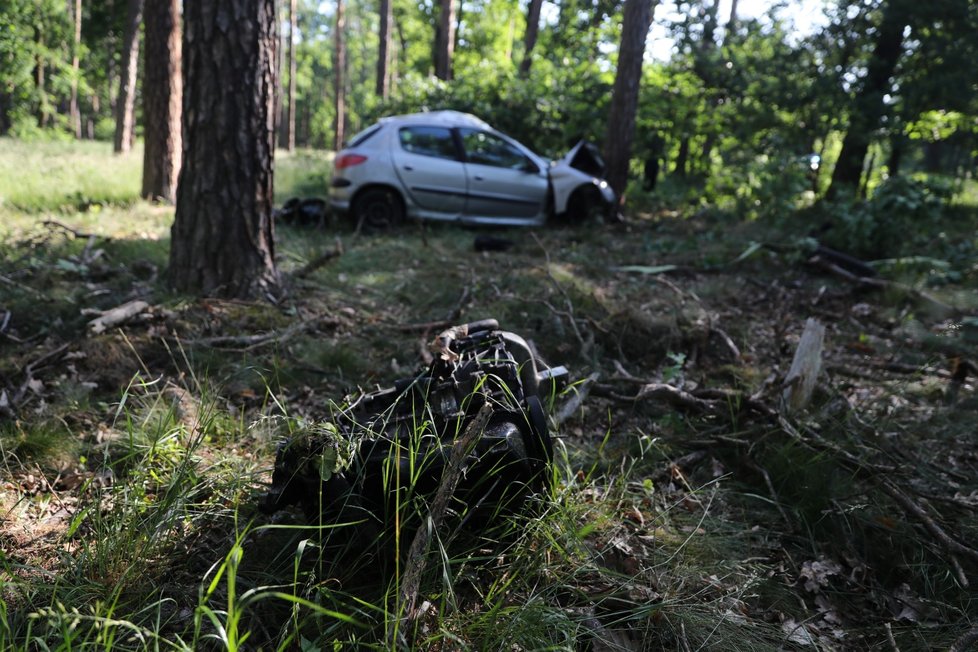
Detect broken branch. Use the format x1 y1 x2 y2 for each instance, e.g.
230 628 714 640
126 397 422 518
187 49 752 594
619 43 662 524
393 403 493 644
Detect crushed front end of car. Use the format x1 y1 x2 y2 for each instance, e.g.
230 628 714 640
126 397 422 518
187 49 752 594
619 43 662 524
260 319 568 531
550 141 618 222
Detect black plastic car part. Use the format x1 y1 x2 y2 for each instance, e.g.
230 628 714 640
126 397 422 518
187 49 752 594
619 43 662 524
261 319 568 528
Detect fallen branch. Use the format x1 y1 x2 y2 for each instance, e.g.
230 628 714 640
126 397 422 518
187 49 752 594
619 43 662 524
292 238 343 279
554 372 600 425
635 383 722 413
42 219 98 240
392 403 493 645
949 624 978 652
186 316 335 350
87 300 150 334
5 342 72 415
808 255 958 318
877 480 978 570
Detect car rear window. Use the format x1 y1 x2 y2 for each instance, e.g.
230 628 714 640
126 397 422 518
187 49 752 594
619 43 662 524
348 125 381 147
398 126 459 160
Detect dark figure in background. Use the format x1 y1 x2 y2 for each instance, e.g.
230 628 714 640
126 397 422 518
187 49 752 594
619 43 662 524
643 133 665 191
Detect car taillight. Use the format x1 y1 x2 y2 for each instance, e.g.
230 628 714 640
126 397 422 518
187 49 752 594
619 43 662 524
335 154 368 170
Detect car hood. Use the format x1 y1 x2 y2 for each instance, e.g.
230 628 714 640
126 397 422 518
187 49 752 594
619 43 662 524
554 140 606 178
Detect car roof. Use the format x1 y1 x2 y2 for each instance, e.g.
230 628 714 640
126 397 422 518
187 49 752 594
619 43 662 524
378 110 491 130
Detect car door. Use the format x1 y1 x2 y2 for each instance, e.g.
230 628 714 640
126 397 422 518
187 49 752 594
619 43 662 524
391 125 466 216
458 128 548 220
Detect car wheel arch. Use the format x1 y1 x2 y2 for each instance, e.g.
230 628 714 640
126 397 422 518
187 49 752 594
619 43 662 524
561 182 604 223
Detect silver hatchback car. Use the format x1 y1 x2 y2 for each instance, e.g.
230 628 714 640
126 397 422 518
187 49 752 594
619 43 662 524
329 111 616 229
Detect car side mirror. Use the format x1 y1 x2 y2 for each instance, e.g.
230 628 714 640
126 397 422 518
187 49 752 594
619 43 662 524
522 159 540 174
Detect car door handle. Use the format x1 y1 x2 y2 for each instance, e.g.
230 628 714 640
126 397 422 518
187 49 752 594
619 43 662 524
474 175 484 181
403 165 414 171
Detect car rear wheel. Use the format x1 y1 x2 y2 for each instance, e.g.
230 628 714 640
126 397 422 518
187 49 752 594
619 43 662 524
353 188 404 230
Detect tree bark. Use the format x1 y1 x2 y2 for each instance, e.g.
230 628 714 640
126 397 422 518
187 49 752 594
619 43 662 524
287 0 297 150
376 0 393 98
333 0 347 150
604 0 656 199
519 0 543 76
674 136 690 177
170 0 280 299
434 0 456 80
827 0 906 199
70 0 82 138
141 0 181 202
114 0 143 153
35 25 49 128
726 0 738 35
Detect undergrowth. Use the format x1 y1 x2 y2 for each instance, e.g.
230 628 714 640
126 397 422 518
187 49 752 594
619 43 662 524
1 141 976 649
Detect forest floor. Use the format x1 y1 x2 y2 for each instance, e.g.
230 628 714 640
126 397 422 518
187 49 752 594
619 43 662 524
1 139 977 650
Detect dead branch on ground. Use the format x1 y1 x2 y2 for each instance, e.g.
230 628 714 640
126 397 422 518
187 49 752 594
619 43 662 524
292 238 344 279
392 403 492 645
185 316 338 350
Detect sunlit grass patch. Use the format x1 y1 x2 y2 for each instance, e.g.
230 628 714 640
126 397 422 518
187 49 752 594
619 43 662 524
275 148 334 201
0 138 143 214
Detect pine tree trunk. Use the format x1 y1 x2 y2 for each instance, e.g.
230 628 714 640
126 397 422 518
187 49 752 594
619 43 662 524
434 0 455 80
35 26 49 128
287 0 297 151
170 0 280 299
604 0 656 198
70 0 82 138
376 0 393 98
114 0 143 153
519 0 543 76
827 0 906 199
674 136 689 177
141 0 181 202
334 0 347 150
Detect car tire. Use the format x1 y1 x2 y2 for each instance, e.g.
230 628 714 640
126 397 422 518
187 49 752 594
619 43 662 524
565 185 604 224
352 188 404 231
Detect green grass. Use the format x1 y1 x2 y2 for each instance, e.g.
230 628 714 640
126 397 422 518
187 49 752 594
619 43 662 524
0 138 143 213
1 137 976 650
275 149 334 200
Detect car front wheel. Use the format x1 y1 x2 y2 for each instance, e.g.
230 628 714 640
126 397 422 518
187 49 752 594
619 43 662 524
564 185 606 224
353 188 404 230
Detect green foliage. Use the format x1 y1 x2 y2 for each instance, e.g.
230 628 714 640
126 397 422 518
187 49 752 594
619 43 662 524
822 176 947 258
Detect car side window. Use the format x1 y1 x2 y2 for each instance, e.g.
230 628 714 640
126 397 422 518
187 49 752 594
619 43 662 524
459 129 528 170
398 126 459 160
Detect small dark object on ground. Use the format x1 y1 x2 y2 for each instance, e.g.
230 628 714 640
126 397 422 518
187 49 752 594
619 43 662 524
473 235 515 253
275 197 329 226
261 319 568 528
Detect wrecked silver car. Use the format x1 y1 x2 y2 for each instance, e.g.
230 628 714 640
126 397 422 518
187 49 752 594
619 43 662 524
329 111 616 229
261 320 568 526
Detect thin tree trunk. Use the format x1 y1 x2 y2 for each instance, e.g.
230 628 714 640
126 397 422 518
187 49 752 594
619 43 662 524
333 0 346 150
376 0 393 98
886 129 906 177
114 0 143 153
35 26 49 128
726 0 738 35
287 0 297 151
434 0 456 80
519 0 543 76
604 0 657 199
141 0 181 202
70 0 82 138
171 0 280 299
827 0 906 198
674 136 689 177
